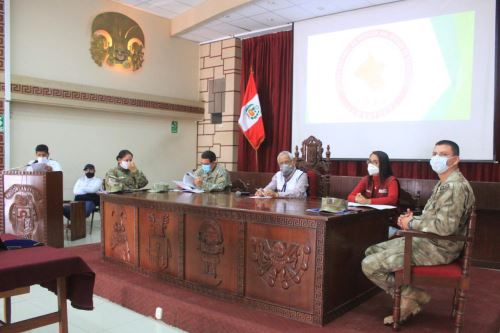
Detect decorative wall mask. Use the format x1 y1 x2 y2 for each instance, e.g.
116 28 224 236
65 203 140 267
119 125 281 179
90 12 145 71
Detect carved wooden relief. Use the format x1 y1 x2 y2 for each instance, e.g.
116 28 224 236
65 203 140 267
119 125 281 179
110 208 131 262
198 219 224 285
147 212 171 271
4 184 43 240
251 237 311 289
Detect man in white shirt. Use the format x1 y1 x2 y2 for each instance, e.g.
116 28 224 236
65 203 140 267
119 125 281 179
27 144 62 172
63 164 102 219
255 151 309 198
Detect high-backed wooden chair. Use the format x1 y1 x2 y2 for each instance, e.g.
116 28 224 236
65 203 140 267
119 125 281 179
294 135 331 198
392 209 477 332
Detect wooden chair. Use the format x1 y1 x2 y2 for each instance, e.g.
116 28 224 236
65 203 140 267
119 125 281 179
64 201 86 241
294 135 331 198
392 209 477 332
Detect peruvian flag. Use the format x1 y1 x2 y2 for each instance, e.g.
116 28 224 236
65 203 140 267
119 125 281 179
239 72 265 150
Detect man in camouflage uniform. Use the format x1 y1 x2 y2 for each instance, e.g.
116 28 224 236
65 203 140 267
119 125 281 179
193 150 231 192
105 150 148 192
361 140 475 325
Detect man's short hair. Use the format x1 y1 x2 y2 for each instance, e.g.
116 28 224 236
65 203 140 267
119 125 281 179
276 151 294 162
201 150 217 162
35 144 49 153
435 140 460 156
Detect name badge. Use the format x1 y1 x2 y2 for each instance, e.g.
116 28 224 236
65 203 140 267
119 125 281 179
378 189 388 194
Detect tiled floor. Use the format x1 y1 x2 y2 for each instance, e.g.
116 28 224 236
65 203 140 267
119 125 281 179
1 216 187 333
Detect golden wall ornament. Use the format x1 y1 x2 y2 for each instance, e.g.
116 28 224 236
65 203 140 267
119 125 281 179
90 12 145 71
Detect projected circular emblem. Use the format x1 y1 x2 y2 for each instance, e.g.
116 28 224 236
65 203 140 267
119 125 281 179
336 29 412 119
245 103 261 120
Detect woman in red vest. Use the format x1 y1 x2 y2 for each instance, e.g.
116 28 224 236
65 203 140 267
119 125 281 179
348 151 399 206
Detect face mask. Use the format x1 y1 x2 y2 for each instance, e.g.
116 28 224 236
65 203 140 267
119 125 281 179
430 155 449 174
37 157 49 164
85 172 95 179
120 161 129 170
367 164 379 176
201 164 211 173
280 164 294 177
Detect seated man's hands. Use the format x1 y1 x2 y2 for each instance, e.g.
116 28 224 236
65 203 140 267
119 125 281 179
254 188 278 197
254 188 265 196
263 189 278 198
397 208 413 230
194 177 203 187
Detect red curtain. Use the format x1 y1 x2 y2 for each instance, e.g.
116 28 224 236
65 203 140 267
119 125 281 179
237 31 292 172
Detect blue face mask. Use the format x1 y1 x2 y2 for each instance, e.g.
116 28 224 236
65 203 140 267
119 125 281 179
201 164 211 173
430 155 449 174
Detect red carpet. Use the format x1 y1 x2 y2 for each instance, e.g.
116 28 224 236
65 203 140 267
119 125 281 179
62 244 500 333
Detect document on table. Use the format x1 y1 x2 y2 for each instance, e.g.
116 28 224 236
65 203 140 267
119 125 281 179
347 202 396 210
173 172 204 193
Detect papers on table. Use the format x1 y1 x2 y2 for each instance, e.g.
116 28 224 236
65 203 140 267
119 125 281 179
173 181 204 193
183 172 195 188
347 202 396 210
173 173 204 193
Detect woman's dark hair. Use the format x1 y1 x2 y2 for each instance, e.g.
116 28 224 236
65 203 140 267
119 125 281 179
371 150 393 183
116 149 133 161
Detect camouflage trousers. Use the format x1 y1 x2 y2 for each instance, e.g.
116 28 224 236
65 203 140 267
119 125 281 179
361 237 428 296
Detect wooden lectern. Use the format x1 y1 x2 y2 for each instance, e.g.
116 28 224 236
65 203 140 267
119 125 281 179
2 170 64 248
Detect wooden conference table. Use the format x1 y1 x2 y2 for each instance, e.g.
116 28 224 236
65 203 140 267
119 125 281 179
101 191 394 325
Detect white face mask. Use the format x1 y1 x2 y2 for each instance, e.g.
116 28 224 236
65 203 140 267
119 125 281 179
37 157 49 164
367 163 379 176
430 155 449 174
120 160 129 170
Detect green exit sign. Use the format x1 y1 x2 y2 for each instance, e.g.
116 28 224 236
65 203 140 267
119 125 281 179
0 115 4 132
171 120 178 134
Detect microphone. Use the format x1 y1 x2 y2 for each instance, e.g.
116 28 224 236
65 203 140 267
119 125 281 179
235 191 250 197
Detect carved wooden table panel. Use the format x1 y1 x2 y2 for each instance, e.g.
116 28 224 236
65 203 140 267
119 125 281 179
102 202 137 266
184 214 241 294
138 208 180 276
246 222 316 313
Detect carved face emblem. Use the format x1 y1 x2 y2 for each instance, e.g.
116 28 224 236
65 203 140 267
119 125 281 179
90 12 145 71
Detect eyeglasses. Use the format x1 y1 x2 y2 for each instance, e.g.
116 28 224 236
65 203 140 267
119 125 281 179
366 159 379 165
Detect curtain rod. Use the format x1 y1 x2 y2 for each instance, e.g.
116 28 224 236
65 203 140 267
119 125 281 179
199 23 292 45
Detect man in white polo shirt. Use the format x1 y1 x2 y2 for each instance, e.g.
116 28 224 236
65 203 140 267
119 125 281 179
255 151 309 198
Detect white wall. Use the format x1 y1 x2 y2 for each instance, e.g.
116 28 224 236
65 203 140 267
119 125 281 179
12 0 199 101
11 103 197 199
7 0 202 199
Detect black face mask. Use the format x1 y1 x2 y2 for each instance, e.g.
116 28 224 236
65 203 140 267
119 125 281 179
85 172 95 179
